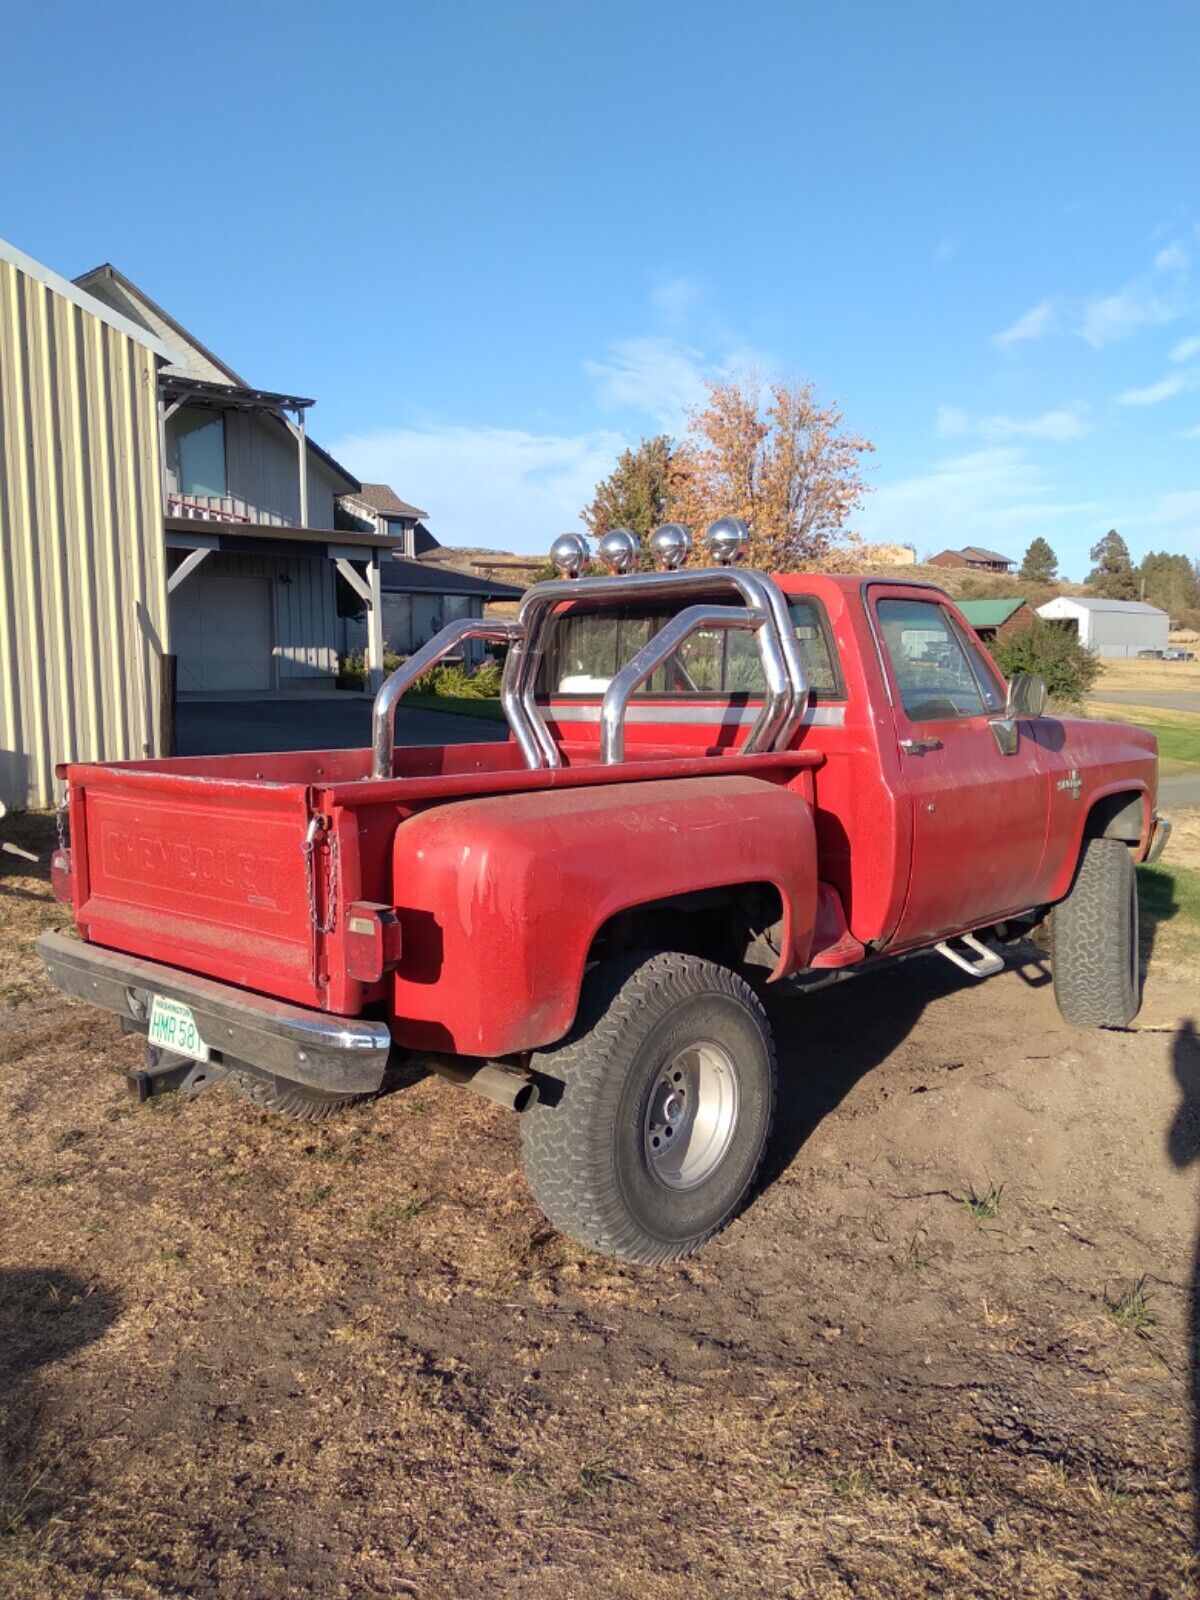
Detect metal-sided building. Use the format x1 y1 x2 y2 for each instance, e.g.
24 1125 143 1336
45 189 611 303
0 237 176 809
1036 596 1169 658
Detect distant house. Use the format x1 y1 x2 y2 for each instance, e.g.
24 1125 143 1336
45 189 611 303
341 551 524 662
338 484 428 556
929 546 1016 574
1036 597 1169 659
956 598 1035 642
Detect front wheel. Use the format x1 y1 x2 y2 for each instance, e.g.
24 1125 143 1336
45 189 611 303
521 951 777 1265
1051 837 1140 1027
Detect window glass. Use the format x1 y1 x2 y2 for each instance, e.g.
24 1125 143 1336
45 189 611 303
174 409 226 498
541 595 843 699
958 630 1005 712
876 598 987 721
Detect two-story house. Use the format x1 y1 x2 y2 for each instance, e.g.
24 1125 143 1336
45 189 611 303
74 263 394 696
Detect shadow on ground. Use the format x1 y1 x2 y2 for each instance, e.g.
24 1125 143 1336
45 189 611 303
0 1269 117 1537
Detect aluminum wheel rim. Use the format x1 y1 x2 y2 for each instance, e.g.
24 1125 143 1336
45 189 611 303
642 1041 739 1190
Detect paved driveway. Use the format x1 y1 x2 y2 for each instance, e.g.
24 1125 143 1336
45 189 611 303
178 698 508 757
1089 688 1200 716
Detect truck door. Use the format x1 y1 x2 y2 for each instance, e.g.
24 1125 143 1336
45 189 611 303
871 590 1050 945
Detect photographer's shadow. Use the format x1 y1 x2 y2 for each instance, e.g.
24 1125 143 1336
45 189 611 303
0 1268 117 1535
1166 1019 1200 1554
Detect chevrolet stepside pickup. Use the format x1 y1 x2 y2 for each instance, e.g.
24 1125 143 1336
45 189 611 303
39 520 1170 1264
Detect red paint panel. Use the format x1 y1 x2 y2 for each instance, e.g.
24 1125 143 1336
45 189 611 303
72 778 321 1006
387 775 818 1058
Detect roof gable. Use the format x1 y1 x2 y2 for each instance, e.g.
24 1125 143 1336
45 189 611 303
73 262 248 385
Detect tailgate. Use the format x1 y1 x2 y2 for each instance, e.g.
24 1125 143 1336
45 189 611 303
66 765 326 1008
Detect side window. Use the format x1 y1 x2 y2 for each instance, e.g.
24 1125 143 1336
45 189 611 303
957 629 1006 713
876 598 987 722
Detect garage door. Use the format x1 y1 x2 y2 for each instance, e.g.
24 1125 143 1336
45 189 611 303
172 573 273 692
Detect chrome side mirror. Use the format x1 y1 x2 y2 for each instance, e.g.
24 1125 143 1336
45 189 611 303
1005 672 1048 719
989 672 1048 755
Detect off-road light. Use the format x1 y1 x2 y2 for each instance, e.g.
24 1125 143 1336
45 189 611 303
549 532 590 578
703 516 750 565
597 527 640 573
648 522 692 570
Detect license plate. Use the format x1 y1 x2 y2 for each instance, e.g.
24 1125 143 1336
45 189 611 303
147 996 210 1062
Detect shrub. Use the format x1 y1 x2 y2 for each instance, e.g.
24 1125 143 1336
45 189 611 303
991 619 1098 706
408 659 503 700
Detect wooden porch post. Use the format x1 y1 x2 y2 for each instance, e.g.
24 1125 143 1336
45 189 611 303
365 549 384 694
296 407 309 527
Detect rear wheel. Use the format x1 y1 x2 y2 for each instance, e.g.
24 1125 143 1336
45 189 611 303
521 950 777 1264
1051 837 1140 1027
223 1064 367 1123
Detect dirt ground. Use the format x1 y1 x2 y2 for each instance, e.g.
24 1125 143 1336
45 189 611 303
1 812 1198 1599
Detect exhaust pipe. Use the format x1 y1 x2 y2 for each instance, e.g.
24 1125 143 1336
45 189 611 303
423 1055 538 1112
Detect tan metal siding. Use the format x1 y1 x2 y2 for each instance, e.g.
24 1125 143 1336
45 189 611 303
0 257 167 808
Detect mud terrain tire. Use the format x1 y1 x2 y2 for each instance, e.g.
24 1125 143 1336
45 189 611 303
1051 837 1140 1028
521 951 777 1265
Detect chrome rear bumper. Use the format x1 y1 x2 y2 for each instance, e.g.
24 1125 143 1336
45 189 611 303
36 932 392 1094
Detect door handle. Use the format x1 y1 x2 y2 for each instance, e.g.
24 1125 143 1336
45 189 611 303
899 737 943 755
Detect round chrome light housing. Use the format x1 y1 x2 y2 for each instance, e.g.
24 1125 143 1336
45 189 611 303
648 522 692 570
703 516 750 565
549 532 591 579
597 527 640 574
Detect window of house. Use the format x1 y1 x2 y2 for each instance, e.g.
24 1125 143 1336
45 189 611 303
174 409 226 498
876 598 987 722
539 597 842 699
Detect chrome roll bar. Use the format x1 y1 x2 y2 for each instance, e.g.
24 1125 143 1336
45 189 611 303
599 603 772 764
506 566 808 767
371 618 530 779
370 565 811 778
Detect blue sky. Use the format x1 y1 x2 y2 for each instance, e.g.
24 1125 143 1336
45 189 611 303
3 1 1199 575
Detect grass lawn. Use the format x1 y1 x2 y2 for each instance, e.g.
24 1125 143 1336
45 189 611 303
1140 807 1200 966
1087 703 1200 776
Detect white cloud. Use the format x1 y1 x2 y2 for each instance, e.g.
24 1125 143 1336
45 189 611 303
1115 372 1191 405
936 404 1091 441
1170 333 1200 363
584 336 714 429
1176 422 1200 439
992 241 1192 350
993 299 1057 347
932 232 961 266
858 446 1101 554
651 275 704 326
328 423 625 553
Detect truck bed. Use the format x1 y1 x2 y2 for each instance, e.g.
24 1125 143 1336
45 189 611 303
60 737 820 1013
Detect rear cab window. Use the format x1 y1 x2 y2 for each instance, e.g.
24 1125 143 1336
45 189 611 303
540 597 844 701
875 597 1004 721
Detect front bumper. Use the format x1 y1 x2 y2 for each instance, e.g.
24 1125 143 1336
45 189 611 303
37 932 392 1094
1145 814 1172 865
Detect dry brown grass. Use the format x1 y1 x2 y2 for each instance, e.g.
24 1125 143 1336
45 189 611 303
0 813 1194 1598
1096 655 1200 694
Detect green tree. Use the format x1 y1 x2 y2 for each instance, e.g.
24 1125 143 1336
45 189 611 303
1087 528 1137 599
991 618 1098 706
1018 536 1058 584
582 435 675 544
1139 550 1200 620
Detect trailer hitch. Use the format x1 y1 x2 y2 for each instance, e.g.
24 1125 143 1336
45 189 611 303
125 1046 226 1103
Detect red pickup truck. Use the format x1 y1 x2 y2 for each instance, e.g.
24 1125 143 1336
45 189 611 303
39 521 1169 1264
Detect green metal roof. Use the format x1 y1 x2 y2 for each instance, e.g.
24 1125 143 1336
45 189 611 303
957 598 1028 628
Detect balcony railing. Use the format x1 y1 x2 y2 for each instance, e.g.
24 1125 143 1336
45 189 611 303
165 494 292 527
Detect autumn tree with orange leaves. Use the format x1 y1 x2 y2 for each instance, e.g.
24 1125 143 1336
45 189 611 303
669 377 873 571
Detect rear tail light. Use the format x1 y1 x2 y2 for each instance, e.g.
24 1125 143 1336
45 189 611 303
50 848 73 905
344 902 402 983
